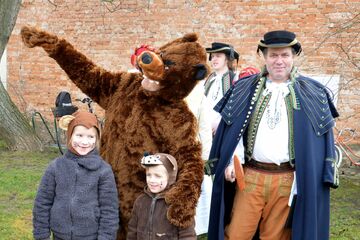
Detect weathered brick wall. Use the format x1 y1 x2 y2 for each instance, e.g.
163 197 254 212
6 0 360 141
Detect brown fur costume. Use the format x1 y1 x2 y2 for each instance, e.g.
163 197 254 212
21 26 209 239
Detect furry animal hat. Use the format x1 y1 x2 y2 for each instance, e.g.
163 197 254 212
141 153 178 187
58 111 100 154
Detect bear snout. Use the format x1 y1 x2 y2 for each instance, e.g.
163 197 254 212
138 51 165 81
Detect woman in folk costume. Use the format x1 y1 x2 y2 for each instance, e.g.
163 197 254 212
185 82 213 236
204 42 240 135
204 42 245 196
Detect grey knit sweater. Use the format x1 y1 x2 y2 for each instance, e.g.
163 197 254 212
33 150 119 240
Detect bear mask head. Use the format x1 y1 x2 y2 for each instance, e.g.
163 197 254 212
136 33 209 101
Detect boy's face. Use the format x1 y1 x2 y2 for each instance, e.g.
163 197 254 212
146 165 169 194
70 125 97 155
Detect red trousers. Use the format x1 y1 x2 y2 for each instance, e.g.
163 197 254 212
225 167 293 240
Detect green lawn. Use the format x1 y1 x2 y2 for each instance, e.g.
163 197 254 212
0 140 58 239
0 139 359 239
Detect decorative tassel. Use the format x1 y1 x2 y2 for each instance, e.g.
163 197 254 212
234 155 246 191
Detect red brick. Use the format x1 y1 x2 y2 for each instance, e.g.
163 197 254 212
5 0 360 142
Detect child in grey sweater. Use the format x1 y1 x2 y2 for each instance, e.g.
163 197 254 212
33 111 119 240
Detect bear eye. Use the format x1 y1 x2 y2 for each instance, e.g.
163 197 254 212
164 60 175 66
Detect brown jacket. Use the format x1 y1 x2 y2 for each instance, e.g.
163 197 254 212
127 188 196 240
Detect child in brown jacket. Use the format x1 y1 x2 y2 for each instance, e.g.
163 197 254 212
127 153 196 240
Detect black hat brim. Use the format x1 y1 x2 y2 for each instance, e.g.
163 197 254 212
257 31 302 55
206 48 239 61
257 41 302 55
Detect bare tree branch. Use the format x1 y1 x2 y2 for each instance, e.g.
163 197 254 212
101 0 123 13
299 12 360 66
46 0 58 8
337 43 360 71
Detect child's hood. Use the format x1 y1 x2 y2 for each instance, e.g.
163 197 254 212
141 153 178 186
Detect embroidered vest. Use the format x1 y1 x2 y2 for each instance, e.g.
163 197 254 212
204 70 236 97
214 67 336 136
245 86 295 165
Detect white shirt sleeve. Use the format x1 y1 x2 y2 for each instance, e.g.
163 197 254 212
186 83 213 161
198 96 214 160
228 137 245 165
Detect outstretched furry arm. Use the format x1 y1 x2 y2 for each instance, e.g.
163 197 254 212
21 26 129 110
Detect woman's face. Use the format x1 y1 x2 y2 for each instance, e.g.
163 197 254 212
70 125 97 155
210 52 228 72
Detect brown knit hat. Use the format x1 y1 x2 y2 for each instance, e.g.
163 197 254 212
58 111 100 154
140 153 178 187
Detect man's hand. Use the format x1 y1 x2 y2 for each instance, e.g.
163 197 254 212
224 163 235 182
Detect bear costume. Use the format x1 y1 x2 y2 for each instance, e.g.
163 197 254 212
21 26 209 239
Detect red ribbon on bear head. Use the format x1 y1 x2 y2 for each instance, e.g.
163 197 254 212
130 44 156 69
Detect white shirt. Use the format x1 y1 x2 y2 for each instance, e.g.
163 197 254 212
185 83 213 160
252 80 297 205
205 73 245 162
186 83 213 235
206 74 224 132
252 80 291 165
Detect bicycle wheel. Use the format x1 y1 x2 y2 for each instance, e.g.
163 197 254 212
334 144 343 169
333 144 342 187
53 117 68 155
338 128 356 143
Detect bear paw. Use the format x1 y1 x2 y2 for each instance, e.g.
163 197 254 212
165 187 196 228
21 26 59 52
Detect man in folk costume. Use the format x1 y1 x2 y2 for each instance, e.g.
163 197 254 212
207 30 339 240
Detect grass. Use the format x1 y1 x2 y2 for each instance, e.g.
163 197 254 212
330 177 360 239
0 139 359 239
0 140 58 239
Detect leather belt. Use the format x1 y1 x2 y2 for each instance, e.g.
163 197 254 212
246 159 294 173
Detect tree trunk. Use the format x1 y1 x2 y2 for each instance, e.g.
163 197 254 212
0 0 43 151
0 0 21 58
0 80 44 151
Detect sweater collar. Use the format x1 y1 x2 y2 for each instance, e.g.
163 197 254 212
64 149 102 170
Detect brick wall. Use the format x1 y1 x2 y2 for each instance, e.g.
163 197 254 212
6 0 360 141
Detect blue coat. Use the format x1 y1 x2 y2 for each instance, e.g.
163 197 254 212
207 73 339 240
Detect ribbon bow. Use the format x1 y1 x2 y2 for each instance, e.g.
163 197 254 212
130 44 156 68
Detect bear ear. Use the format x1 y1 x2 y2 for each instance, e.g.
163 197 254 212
194 64 208 80
58 115 75 131
182 33 198 42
